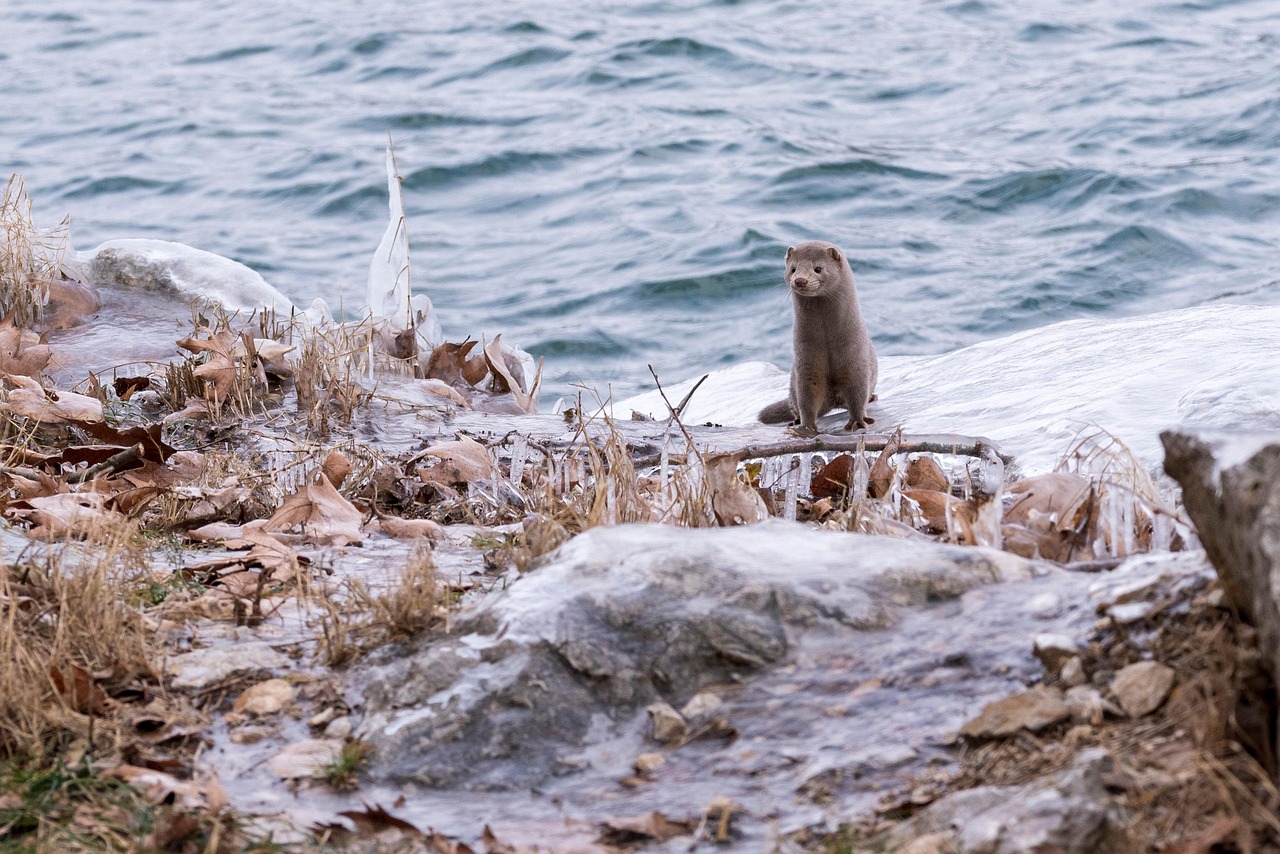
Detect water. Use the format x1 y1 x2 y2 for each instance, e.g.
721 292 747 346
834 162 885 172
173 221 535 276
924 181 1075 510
5 0 1280 402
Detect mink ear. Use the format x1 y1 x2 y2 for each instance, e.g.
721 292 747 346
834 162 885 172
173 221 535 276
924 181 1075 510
828 247 841 262
785 246 795 260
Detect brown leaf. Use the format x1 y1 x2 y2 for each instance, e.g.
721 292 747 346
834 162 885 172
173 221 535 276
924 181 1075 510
266 472 364 546
597 812 697 846
49 663 116 715
415 436 496 487
322 449 352 489
812 454 857 499
103 765 205 808
706 453 767 526
1 375 103 424
338 803 423 837
423 339 479 386
903 489 977 542
112 376 151 400
1003 473 1096 562
77 420 175 464
176 329 237 356
193 352 236 408
0 322 51 379
868 433 900 499
8 492 124 539
482 335 540 413
421 378 471 408
905 455 949 492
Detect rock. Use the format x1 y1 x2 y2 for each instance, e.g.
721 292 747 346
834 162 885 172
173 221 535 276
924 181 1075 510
634 753 665 775
358 522 1043 789
166 642 288 690
267 739 342 779
680 690 724 719
232 678 294 716
324 716 353 740
960 686 1070 739
1163 431 1280 690
898 834 954 854
1065 685 1105 726
647 702 687 745
888 749 1114 854
1110 661 1175 718
1060 656 1086 687
1032 634 1080 675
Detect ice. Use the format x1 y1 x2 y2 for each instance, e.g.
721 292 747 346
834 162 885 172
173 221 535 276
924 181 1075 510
364 143 444 349
618 304 1280 475
79 237 293 314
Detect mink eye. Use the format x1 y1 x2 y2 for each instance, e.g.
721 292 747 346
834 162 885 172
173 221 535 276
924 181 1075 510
814 266 823 273
789 266 796 273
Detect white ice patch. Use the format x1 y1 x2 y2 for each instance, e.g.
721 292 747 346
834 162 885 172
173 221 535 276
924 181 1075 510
79 238 293 314
619 304 1280 475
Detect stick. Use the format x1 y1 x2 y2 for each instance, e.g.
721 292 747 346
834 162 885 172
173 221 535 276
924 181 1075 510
632 432 1010 469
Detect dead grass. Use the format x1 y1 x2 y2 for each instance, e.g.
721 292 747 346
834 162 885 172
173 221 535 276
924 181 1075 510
0 174 60 329
318 543 447 667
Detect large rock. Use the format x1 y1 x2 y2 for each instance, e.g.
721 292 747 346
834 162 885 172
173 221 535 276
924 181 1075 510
357 521 1042 790
888 749 1115 853
1162 430 1280 688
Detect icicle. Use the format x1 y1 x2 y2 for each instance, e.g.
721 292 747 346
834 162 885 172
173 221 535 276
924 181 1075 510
605 477 617 525
509 434 527 487
851 453 870 500
1120 495 1135 555
1105 488 1122 558
1151 511 1172 552
796 453 813 496
783 455 801 521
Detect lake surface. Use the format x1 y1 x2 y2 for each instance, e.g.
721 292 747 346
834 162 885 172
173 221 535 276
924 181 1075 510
6 0 1279 401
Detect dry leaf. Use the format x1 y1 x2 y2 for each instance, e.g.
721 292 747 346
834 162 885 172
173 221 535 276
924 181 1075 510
233 678 295 716
706 453 767 526
905 455 949 492
266 472 364 546
423 339 480 387
812 454 857 499
597 812 697 846
868 433 900 499
0 322 51 379
482 334 541 413
337 803 423 837
903 489 977 542
103 765 206 808
1 374 103 424
8 491 124 539
416 435 496 487
322 449 352 488
49 662 116 715
421 378 471 408
193 352 236 407
373 516 445 541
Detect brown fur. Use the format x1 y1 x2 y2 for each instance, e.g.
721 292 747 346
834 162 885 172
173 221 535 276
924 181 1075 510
758 241 877 433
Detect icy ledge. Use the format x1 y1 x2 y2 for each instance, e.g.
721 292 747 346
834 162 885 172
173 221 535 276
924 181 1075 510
619 304 1280 475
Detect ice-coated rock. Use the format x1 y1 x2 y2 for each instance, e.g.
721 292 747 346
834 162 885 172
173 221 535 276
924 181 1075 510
887 749 1114 853
358 521 1042 789
959 685 1070 739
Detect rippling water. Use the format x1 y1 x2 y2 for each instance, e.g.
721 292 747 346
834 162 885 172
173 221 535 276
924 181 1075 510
6 0 1279 400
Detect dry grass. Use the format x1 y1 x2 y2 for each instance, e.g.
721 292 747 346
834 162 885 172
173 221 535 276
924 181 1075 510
318 543 446 667
0 528 154 764
0 174 60 329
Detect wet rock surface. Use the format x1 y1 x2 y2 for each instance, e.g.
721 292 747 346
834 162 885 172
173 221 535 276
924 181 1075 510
359 521 1044 789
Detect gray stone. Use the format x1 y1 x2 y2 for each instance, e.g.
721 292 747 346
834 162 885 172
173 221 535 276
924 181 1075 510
890 749 1114 853
1110 661 1175 718
1032 633 1080 675
960 686 1070 739
1060 656 1086 687
357 521 1043 789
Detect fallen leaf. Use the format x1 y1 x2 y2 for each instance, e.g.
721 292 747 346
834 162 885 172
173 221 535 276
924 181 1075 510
868 433 900 499
416 435 496 487
49 663 115 715
905 455 949 492
812 454 857 499
423 339 480 387
103 765 206 808
193 352 236 408
482 334 541 413
266 472 364 546
421 378 471 408
372 516 445 541
1 374 103 424
322 449 352 488
597 812 697 846
337 803 423 837
0 322 51 379
8 491 124 539
706 453 767 526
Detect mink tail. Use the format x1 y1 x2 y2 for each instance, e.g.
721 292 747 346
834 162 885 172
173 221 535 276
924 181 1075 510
758 399 794 424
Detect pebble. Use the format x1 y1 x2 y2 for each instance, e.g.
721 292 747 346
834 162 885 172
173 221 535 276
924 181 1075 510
1111 661 1175 717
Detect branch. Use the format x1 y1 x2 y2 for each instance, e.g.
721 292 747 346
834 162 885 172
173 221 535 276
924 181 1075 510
632 432 1010 469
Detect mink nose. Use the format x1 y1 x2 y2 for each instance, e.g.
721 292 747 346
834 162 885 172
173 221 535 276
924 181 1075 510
793 277 809 287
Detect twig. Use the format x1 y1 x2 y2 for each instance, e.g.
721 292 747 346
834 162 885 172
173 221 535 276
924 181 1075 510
67 443 145 483
632 432 1010 469
672 373 709 419
647 365 702 463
